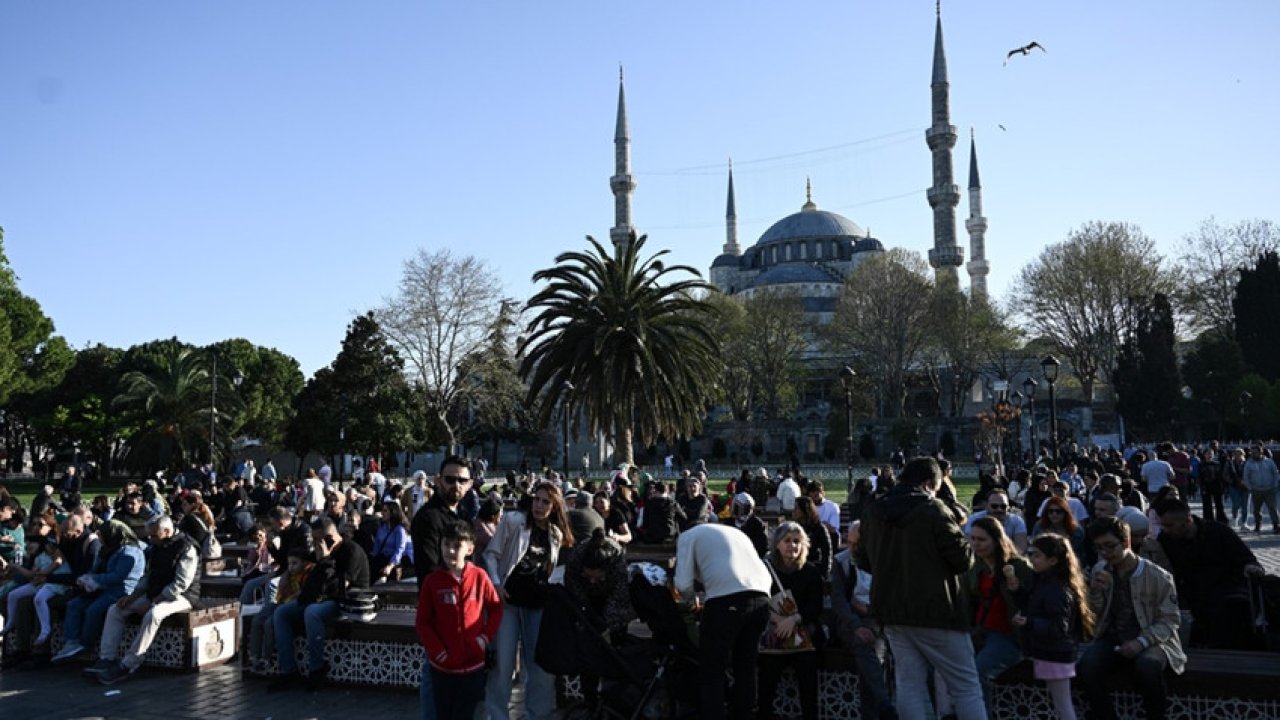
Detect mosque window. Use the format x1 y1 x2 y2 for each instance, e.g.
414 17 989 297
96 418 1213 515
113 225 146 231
815 242 823 259
799 243 807 260
785 244 792 261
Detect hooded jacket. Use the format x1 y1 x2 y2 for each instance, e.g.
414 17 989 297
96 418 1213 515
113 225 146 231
855 483 974 631
416 562 503 674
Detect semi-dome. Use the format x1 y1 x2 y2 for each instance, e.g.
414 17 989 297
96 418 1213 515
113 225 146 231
853 236 885 253
756 208 864 246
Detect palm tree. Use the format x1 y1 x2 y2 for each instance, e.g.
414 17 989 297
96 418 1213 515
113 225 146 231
114 346 234 473
519 233 722 466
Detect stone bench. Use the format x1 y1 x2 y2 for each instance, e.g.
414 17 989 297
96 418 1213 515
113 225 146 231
1 600 241 672
203 575 421 612
246 608 423 689
989 648 1280 719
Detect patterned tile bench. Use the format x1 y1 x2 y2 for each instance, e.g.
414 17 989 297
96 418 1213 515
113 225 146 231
1 601 241 672
246 608 423 689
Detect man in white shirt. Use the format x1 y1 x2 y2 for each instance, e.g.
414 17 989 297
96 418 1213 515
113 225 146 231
1140 452 1175 496
776 473 801 513
674 523 771 720
807 481 841 535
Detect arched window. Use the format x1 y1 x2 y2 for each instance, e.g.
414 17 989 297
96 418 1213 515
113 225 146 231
785 244 792 261
799 243 807 260
815 241 824 259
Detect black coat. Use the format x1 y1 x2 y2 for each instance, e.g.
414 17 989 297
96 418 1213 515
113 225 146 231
1015 573 1080 663
410 495 462 584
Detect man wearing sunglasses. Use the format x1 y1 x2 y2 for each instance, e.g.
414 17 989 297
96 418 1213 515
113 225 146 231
963 490 1028 553
411 455 475 720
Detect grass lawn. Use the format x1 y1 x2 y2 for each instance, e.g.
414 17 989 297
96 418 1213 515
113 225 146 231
703 476 979 510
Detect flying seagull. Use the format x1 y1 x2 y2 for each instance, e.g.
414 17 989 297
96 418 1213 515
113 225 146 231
998 124 1007 131
1004 42 1045 65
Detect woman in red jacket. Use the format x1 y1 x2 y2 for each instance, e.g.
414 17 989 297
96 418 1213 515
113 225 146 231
416 520 503 720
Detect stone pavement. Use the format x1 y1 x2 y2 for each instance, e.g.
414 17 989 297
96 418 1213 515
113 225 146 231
0 664 423 720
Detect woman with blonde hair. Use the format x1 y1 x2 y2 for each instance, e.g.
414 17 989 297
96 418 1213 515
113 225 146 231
758 520 824 720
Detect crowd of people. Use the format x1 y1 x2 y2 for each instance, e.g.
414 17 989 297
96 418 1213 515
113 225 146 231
0 441 1274 720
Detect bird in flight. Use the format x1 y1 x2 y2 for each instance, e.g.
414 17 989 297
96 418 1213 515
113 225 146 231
1004 42 1046 65
998 124 1007 132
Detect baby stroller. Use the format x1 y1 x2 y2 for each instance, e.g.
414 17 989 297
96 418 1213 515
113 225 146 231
534 583 662 720
625 568 700 719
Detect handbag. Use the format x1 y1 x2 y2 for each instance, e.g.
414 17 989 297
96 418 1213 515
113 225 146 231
759 561 815 654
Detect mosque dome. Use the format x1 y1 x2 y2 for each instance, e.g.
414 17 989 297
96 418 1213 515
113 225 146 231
756 207 864 246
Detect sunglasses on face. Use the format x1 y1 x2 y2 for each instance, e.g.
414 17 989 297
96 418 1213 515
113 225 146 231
440 475 472 486
988 504 1007 510
1047 509 1065 515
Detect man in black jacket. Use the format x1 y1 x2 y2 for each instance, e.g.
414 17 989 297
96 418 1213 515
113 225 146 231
240 506 311 606
93 515 201 684
857 457 984 720
270 516 369 691
410 455 472 586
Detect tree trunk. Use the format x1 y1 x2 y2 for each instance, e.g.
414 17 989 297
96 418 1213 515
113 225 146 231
615 422 634 467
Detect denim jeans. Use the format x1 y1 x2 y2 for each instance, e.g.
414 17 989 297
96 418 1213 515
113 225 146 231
420 662 436 720
484 603 555 720
974 630 1022 712
884 625 987 720
1076 640 1168 720
239 573 278 606
432 667 486 720
1230 485 1250 524
272 599 339 675
63 589 125 647
246 601 277 662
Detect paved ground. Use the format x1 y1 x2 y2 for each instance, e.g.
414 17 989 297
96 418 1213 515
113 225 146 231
0 664 425 720
3 501 1278 719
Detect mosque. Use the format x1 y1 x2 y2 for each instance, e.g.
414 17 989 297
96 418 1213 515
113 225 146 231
606 9 991 316
590 9 1003 463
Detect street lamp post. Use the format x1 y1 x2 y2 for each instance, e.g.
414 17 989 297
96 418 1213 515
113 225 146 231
208 353 243 472
1240 390 1253 440
839 366 856 495
1012 391 1025 467
1041 355 1061 465
562 381 574 482
1023 377 1038 462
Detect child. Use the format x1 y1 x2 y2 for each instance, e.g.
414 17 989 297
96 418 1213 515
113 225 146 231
2 536 72 646
415 520 503 720
241 524 275 581
246 546 312 671
1010 533 1095 720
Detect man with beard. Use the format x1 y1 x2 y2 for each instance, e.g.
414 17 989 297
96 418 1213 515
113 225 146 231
410 455 473 719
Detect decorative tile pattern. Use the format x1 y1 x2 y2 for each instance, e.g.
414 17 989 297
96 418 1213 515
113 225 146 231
255 638 425 688
990 682 1280 720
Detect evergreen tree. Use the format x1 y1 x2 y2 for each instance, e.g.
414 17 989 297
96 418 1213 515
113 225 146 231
1114 293 1182 438
1234 251 1280 383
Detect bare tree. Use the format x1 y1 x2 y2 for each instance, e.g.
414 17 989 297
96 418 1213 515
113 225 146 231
1012 221 1173 404
377 249 503 453
824 249 934 418
1175 217 1280 338
924 287 1021 416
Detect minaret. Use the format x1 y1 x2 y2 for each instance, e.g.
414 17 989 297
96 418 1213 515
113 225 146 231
965 130 990 298
609 67 637 249
723 159 740 255
925 4 963 285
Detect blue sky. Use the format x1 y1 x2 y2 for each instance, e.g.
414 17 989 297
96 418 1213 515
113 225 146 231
2 2 1277 377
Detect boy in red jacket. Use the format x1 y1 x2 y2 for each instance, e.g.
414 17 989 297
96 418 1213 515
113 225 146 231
416 519 502 720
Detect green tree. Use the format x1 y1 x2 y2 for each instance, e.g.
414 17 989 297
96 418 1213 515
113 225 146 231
519 233 722 466
924 286 1020 417
1114 293 1182 438
457 299 535 461
1181 332 1247 438
825 249 934 418
113 344 220 473
205 339 305 448
328 313 416 462
1013 221 1173 404
1234 251 1280 383
29 344 129 475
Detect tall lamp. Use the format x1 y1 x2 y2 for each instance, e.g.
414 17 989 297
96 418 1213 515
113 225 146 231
1023 377 1038 460
839 366 856 495
562 381 574 481
1041 355 1061 464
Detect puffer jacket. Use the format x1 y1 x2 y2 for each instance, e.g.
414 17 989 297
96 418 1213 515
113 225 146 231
1015 572 1081 663
855 483 974 631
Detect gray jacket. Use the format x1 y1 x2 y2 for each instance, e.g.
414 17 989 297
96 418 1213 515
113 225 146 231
482 511 565 590
1243 458 1280 493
